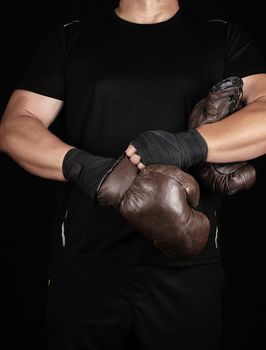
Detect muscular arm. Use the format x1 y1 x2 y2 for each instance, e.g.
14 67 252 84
197 74 266 163
126 74 266 168
0 90 74 180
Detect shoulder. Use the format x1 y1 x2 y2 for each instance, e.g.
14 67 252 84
192 14 247 43
58 16 107 44
182 10 230 38
202 17 250 42
56 19 83 41
193 13 229 30
36 20 83 47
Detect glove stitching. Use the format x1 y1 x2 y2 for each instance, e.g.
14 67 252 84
145 168 190 196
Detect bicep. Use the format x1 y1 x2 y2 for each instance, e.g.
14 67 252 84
2 89 64 128
242 73 266 104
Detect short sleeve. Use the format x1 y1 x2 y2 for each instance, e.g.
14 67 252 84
16 25 66 101
223 22 266 79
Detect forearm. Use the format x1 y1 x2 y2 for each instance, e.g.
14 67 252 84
197 99 266 163
0 115 73 180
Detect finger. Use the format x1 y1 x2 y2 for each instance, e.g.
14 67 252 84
129 153 141 165
125 144 137 157
137 162 145 170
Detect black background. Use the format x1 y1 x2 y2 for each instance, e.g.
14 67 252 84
2 1 266 349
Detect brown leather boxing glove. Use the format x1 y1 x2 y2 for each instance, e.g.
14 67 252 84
97 157 210 259
188 76 256 195
96 155 139 208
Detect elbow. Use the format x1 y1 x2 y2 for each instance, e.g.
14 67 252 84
0 120 16 154
248 139 266 160
262 141 266 156
258 125 266 157
0 121 8 153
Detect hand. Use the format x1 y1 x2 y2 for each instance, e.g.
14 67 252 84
119 164 210 258
125 144 145 170
97 157 210 259
188 76 256 195
62 148 117 200
129 128 208 170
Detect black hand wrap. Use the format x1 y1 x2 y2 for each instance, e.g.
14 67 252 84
131 129 208 169
62 148 117 200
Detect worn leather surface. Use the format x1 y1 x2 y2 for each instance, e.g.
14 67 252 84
118 164 210 259
97 158 210 259
188 76 256 195
97 156 139 208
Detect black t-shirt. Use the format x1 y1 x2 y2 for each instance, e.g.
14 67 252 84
17 8 266 266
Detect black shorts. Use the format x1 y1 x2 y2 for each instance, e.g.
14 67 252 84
47 261 225 350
